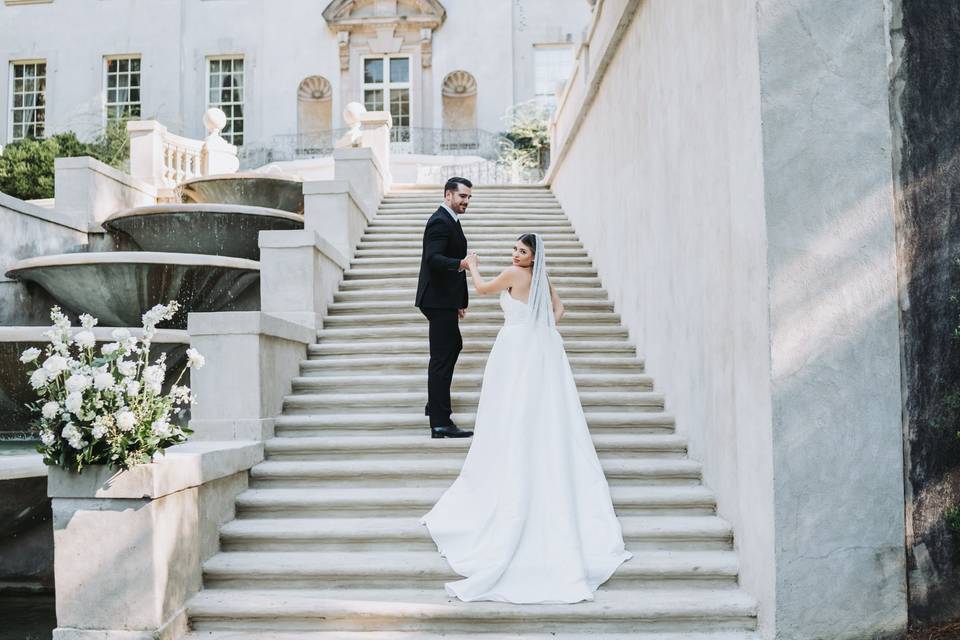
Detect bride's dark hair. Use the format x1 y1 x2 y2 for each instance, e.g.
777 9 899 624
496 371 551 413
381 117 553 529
518 233 537 262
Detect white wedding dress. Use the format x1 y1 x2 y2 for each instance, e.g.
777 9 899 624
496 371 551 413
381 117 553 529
420 234 632 604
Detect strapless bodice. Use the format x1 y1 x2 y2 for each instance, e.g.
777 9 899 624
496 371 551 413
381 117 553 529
499 289 529 325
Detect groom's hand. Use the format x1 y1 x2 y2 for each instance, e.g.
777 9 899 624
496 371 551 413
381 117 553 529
458 308 466 319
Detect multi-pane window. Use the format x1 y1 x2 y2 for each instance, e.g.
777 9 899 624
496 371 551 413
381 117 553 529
9 61 46 141
105 56 142 122
363 56 410 134
533 44 574 103
207 57 244 145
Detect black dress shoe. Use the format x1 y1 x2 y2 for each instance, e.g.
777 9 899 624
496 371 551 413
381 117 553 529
431 425 474 438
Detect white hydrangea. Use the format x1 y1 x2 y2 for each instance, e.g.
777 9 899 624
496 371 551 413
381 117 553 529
126 379 141 396
41 401 60 420
73 330 96 350
91 423 107 439
186 348 206 369
19 347 41 364
65 374 91 394
61 422 86 450
79 313 98 330
39 429 56 447
116 410 136 432
29 368 49 390
42 355 69 376
151 419 172 438
101 342 120 356
65 392 84 415
117 360 137 378
143 365 165 395
171 385 192 405
111 328 131 341
93 371 115 392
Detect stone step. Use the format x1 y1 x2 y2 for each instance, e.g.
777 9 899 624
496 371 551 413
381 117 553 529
184 630 762 640
379 198 559 206
361 231 579 242
281 390 664 415
356 239 585 251
322 310 621 327
337 277 603 291
371 213 568 222
325 298 611 313
344 265 597 279
315 324 629 343
263 433 684 461
298 354 644 375
187 587 758 634
235 484 714 519
353 247 590 258
219 515 733 552
201 549 740 590
290 371 651 393
272 411 674 437
350 255 594 268
334 287 608 303
307 339 636 356
247 458 700 488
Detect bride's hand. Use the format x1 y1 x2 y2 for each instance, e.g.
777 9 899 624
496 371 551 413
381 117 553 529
465 252 479 268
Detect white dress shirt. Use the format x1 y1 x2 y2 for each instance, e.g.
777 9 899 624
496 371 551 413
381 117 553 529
440 203 465 271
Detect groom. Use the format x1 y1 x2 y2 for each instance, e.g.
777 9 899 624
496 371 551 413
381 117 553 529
415 177 475 439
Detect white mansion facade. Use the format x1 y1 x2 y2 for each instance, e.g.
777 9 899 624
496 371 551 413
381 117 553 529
0 0 589 154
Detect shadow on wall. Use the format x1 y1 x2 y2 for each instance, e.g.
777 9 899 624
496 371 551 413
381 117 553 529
891 0 960 626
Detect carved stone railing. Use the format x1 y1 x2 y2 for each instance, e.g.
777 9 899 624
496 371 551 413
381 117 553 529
127 108 240 189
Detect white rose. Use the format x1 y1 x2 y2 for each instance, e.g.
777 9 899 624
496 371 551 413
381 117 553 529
19 347 41 363
65 374 91 394
39 429 56 446
29 368 49 390
79 313 98 330
101 342 120 356
74 331 96 350
41 401 60 420
117 360 137 377
42 355 68 376
65 392 84 415
91 423 107 439
116 410 136 432
61 422 86 450
186 348 205 369
93 372 115 391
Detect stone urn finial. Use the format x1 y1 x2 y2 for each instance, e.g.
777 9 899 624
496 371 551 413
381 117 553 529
203 108 228 137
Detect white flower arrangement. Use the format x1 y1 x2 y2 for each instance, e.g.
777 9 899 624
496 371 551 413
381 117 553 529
21 302 205 472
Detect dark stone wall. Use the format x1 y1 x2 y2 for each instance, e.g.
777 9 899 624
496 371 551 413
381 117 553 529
0 476 53 592
892 0 960 625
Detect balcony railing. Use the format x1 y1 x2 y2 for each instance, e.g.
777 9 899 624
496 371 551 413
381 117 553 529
261 127 514 164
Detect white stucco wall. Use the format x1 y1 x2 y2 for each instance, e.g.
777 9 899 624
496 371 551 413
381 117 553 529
0 0 590 146
757 0 907 636
549 1 776 632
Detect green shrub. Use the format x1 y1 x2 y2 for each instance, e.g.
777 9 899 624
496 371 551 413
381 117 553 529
0 121 131 200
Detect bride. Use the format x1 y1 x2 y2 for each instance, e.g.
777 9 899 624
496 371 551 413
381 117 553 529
420 232 632 604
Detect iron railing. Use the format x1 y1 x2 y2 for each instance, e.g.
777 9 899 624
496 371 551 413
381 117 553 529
419 159 545 185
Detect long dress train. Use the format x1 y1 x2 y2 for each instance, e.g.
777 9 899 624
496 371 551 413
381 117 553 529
420 289 632 604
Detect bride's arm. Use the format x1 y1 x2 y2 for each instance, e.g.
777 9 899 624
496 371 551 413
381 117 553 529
549 279 565 321
466 257 519 296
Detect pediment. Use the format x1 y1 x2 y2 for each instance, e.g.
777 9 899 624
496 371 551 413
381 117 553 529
323 0 446 30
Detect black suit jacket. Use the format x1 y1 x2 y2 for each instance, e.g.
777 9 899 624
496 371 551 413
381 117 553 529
415 207 468 309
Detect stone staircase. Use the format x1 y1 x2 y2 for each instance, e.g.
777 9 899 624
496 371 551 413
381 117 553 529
184 185 759 638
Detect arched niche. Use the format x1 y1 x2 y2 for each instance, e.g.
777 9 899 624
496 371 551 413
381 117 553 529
441 70 477 131
297 75 334 136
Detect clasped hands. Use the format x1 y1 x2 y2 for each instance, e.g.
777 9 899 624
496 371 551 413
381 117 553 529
460 251 479 270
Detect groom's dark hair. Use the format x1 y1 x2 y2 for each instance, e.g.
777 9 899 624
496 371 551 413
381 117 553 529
444 176 473 195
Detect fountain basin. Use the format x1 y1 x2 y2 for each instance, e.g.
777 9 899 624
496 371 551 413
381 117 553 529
5 252 260 329
0 327 190 437
103 203 303 260
179 172 304 214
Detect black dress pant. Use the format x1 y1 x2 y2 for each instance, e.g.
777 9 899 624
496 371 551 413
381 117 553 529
420 307 462 428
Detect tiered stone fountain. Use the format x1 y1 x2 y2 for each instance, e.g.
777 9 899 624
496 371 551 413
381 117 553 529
0 133 305 434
